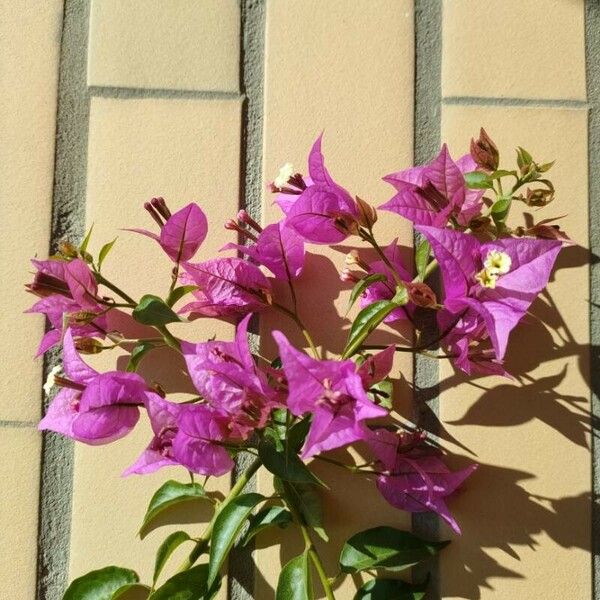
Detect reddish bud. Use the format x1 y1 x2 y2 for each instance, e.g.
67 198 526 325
470 128 499 171
406 282 437 308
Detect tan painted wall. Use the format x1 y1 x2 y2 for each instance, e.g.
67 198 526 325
1 1 591 598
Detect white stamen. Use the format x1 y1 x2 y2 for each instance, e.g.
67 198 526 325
274 163 294 188
43 365 63 396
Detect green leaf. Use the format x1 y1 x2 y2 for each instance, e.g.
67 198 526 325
126 341 158 373
258 433 326 487
140 481 209 539
353 578 427 600
79 224 94 254
133 295 181 326
490 196 512 226
276 478 328 542
339 526 449 574
166 285 198 308
414 240 430 282
516 146 533 170
207 493 265 587
392 283 408 305
463 171 492 189
276 551 312 600
488 169 517 180
149 564 218 600
111 584 151 600
347 274 387 312
63 566 139 600
98 237 118 271
153 531 192 586
368 378 394 410
342 300 400 359
242 506 293 546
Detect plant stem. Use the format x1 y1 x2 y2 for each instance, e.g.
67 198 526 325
156 324 181 353
359 228 403 286
272 302 320 359
283 490 336 600
176 456 263 573
94 272 137 305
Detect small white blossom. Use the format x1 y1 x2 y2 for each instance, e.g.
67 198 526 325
43 365 62 396
274 163 294 188
484 249 512 275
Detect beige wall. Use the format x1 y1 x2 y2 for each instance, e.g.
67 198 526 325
1 1 592 598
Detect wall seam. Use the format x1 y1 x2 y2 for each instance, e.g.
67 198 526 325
412 0 442 597
37 1 91 598
228 2 266 600
585 1 600 598
443 96 588 108
88 85 241 101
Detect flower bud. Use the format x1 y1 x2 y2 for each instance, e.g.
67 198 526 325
58 241 78 258
237 210 263 233
356 196 378 228
470 128 499 171
345 250 370 272
524 187 554 207
74 337 104 354
406 282 437 308
68 310 101 326
340 268 359 283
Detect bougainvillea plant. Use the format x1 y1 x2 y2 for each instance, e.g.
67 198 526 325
27 130 569 599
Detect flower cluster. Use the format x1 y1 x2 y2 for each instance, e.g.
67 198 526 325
26 129 568 598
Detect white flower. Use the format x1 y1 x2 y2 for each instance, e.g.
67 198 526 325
43 365 62 396
484 249 512 275
274 163 294 188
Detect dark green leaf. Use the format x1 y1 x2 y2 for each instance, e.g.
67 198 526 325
166 285 198 308
133 295 181 326
243 506 292 546
259 434 325 487
276 478 328 542
207 493 265 587
98 238 118 271
347 274 387 312
126 341 158 373
63 566 139 600
276 551 312 600
342 300 400 359
140 481 209 539
414 240 430 282
490 197 512 226
353 578 427 600
149 564 219 600
111 583 151 599
243 506 293 546
79 224 94 254
153 531 192 586
463 171 492 189
339 526 448 574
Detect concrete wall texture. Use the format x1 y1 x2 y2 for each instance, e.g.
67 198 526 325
1 0 597 598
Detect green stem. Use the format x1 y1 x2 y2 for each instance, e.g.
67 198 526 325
283 490 335 600
156 324 181 353
359 228 403 286
176 456 263 573
272 302 319 359
94 273 137 305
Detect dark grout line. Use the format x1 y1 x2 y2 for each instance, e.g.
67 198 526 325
227 2 266 600
443 96 588 109
0 420 37 428
89 85 242 101
37 1 91 598
585 1 600 597
412 0 442 597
